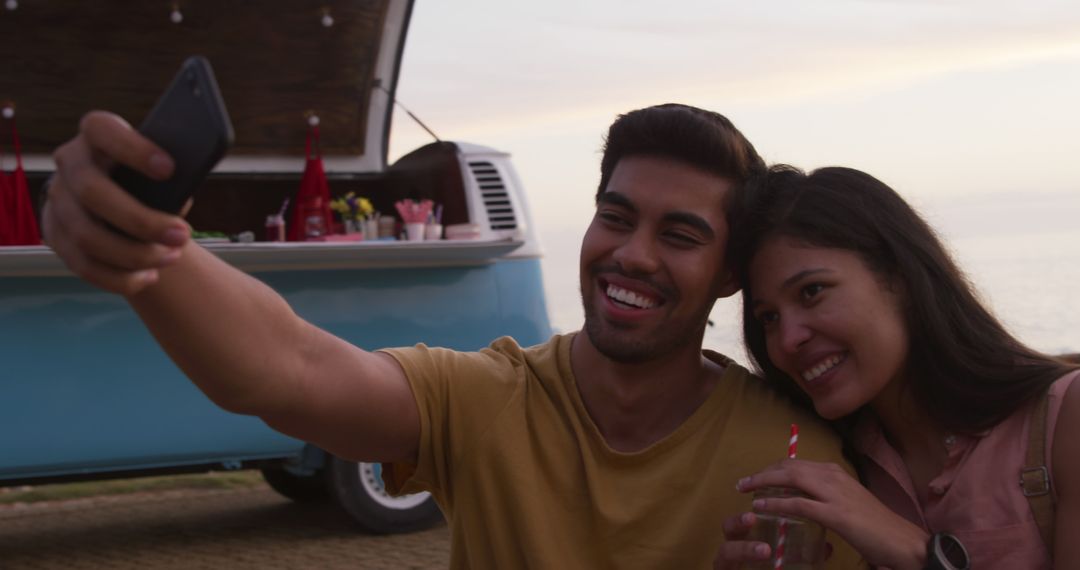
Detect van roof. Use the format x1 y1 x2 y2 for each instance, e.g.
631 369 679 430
0 0 414 174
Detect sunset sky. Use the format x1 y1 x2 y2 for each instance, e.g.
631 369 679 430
388 1 1080 356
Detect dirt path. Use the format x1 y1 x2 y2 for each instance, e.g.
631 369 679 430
0 484 450 569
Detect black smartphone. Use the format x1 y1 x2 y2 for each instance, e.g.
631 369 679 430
111 56 234 213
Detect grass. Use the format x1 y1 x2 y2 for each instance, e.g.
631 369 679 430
0 471 266 505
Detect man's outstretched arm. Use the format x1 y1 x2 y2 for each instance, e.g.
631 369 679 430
44 111 420 464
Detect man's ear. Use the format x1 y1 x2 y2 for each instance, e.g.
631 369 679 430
715 269 740 299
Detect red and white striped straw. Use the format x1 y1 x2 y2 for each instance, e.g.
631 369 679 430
774 424 799 569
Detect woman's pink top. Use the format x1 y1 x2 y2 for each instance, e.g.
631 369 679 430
853 370 1078 569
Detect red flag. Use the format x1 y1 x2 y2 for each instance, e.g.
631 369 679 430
1 119 41 246
0 160 11 245
287 125 334 241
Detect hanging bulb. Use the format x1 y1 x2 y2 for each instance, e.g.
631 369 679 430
308 114 320 127
170 3 183 24
321 7 334 28
1 105 13 120
5 0 18 11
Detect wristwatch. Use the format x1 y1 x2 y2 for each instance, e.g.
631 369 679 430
924 532 970 570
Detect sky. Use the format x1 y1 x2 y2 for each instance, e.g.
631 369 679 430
387 1 1080 359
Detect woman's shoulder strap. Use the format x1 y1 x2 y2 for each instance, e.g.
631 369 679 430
1021 385 1054 552
1022 369 1080 554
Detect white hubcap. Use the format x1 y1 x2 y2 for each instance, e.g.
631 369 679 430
358 462 431 510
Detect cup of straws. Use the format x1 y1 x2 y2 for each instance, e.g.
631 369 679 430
395 199 434 242
743 425 827 570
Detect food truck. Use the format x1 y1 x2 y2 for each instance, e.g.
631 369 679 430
0 0 553 533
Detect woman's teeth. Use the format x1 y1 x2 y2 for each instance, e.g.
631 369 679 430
803 355 843 382
606 284 656 309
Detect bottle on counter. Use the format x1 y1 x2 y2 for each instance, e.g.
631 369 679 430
302 197 327 241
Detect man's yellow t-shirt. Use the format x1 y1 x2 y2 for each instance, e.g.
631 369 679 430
382 333 863 569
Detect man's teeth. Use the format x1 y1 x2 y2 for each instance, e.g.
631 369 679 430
606 284 656 309
802 355 843 382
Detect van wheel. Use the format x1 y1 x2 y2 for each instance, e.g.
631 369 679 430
260 467 330 502
327 456 442 534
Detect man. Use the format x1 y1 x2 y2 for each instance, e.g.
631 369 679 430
44 104 861 568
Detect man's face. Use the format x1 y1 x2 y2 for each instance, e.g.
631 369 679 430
579 155 738 363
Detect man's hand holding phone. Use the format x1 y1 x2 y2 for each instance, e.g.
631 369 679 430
43 56 233 296
43 112 192 296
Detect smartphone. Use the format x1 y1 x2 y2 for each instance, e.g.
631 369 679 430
111 56 234 213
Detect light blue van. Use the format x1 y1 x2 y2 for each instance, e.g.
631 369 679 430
0 0 552 533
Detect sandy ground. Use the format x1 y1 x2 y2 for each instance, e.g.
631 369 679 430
0 483 450 569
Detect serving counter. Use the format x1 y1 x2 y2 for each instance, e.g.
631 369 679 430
0 238 526 277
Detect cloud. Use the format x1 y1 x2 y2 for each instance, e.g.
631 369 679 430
397 26 1080 144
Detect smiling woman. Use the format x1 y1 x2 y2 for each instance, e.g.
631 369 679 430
718 164 1080 569
747 237 909 421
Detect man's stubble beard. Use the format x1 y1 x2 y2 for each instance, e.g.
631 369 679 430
580 294 711 364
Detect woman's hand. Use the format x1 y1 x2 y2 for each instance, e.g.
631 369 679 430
735 459 928 570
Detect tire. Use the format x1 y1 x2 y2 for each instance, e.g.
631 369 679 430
260 466 331 502
327 456 443 534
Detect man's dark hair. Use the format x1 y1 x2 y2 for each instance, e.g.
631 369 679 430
596 104 765 200
729 165 1077 434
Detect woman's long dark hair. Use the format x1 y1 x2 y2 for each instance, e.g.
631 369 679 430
729 165 1076 434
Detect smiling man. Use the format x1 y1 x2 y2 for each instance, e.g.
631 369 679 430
43 104 861 568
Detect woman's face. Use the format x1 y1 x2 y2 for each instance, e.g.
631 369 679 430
748 236 909 419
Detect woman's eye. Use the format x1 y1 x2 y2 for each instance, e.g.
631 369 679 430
800 283 825 300
757 311 779 326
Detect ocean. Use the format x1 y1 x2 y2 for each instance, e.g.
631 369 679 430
536 191 1080 368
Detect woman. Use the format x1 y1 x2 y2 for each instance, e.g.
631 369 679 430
717 165 1079 569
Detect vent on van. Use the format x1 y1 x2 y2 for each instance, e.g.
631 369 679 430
468 161 518 231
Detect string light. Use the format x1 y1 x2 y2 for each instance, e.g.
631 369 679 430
5 0 17 11
2 105 14 120
170 3 183 24
320 6 334 28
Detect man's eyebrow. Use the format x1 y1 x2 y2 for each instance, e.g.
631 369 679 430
597 192 716 240
596 191 636 211
751 268 835 308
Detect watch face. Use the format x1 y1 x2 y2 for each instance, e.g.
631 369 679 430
937 534 970 569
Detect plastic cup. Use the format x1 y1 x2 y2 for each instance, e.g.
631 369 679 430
378 217 397 239
741 487 826 570
264 214 285 242
364 219 379 239
405 222 425 241
424 223 442 240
